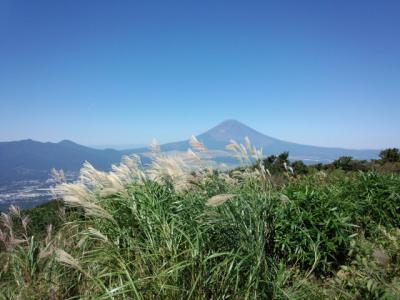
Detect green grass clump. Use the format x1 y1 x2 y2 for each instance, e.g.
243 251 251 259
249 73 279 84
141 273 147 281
1 169 399 299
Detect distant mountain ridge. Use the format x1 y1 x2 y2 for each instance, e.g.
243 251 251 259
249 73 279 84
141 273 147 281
0 139 123 183
0 120 380 184
205 120 380 161
127 120 380 161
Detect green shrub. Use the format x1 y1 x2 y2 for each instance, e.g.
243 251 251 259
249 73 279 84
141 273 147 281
275 179 357 275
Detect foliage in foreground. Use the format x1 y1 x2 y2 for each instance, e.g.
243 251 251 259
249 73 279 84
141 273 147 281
1 140 400 299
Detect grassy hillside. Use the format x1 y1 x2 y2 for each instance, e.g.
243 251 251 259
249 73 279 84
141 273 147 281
1 139 399 299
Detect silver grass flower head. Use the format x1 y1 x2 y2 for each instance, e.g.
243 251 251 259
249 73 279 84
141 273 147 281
76 200 113 221
0 214 25 251
315 171 327 180
283 162 294 174
336 269 348 281
226 139 241 152
76 235 88 249
8 235 26 249
21 216 30 232
55 249 82 271
105 172 124 190
121 154 141 168
98 187 120 197
231 170 243 177
9 205 21 218
110 164 130 183
206 194 236 207
38 248 54 259
1 213 13 232
148 154 185 178
55 182 114 221
79 161 110 189
112 154 146 184
186 148 200 161
241 169 261 181
147 154 192 192
239 143 249 159
190 135 208 152
45 224 53 245
226 139 251 164
280 194 291 204
218 163 228 170
252 147 263 161
149 138 161 153
58 206 66 220
245 136 252 153
54 182 95 203
218 173 239 185
86 227 108 242
226 143 239 153
51 168 66 184
0 229 5 243
244 136 263 161
258 162 266 177
288 165 294 175
77 160 125 195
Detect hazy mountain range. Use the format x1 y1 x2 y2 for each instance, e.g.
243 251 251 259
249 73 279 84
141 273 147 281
0 120 380 184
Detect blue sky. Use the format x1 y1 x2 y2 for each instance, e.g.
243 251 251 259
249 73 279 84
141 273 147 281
0 0 399 149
